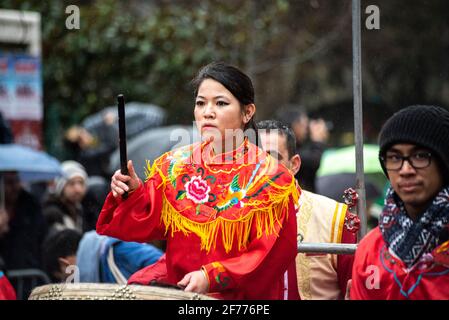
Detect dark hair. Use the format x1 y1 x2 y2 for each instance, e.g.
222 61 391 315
256 120 297 159
274 105 308 129
42 229 82 282
192 61 258 139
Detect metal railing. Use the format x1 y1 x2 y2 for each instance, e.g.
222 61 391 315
7 268 51 300
298 242 357 255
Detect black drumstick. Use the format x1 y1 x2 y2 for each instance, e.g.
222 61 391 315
117 94 128 199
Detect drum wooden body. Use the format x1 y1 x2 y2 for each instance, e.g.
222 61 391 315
29 283 216 300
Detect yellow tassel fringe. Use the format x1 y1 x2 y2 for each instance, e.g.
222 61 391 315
145 155 300 254
160 176 299 253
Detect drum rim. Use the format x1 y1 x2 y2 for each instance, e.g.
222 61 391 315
28 283 216 300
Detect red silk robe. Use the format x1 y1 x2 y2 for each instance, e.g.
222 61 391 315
351 227 449 300
97 139 299 300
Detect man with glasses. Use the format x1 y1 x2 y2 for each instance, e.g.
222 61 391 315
351 105 449 299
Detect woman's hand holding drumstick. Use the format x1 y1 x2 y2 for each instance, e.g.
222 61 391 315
111 160 141 198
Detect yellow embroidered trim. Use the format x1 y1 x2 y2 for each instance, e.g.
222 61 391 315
200 266 211 292
296 191 313 300
329 203 340 243
330 203 348 270
159 178 299 253
296 254 311 300
336 203 348 243
201 150 264 175
211 261 226 272
436 240 449 254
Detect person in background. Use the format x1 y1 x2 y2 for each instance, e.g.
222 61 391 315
351 105 449 300
257 120 358 300
76 230 163 284
81 176 111 233
63 114 117 179
0 206 9 240
41 229 82 283
275 106 329 192
0 172 47 271
42 161 88 233
63 125 94 162
0 111 13 144
41 227 164 285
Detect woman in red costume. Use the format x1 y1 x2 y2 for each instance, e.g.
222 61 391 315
96 62 299 299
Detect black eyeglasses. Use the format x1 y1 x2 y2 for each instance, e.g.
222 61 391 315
380 152 432 171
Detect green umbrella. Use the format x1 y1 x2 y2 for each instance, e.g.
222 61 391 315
317 144 383 177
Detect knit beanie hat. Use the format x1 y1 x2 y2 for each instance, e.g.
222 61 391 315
378 105 449 180
55 161 88 196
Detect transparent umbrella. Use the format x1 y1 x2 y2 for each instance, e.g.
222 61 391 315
108 125 200 180
82 102 167 140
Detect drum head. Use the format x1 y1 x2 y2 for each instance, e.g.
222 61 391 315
29 283 216 300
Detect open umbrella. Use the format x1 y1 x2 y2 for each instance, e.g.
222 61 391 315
0 144 62 182
317 144 382 177
0 143 62 208
82 102 167 140
108 125 200 179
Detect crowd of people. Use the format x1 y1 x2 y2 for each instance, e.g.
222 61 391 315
0 115 164 298
1 61 449 300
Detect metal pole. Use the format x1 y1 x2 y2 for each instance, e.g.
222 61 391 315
298 243 357 255
352 0 367 238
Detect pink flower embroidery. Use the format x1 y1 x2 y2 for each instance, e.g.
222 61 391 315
184 175 211 204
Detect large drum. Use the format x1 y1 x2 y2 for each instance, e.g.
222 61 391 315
29 283 216 300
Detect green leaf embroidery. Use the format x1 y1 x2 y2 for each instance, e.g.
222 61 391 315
245 172 284 199
176 190 186 200
196 167 205 177
168 161 176 187
196 205 201 215
208 193 217 203
215 273 230 288
204 175 216 183
230 174 241 192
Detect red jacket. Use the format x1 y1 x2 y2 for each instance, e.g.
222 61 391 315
351 227 449 300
